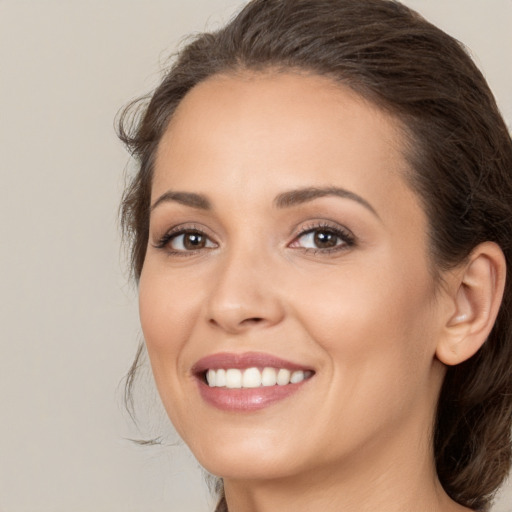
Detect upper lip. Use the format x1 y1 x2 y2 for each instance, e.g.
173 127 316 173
192 351 314 375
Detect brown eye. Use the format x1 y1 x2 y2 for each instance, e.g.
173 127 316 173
183 232 206 249
296 229 343 250
313 230 338 248
169 230 216 251
291 226 354 252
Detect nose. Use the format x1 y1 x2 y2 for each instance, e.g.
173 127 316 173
205 247 285 334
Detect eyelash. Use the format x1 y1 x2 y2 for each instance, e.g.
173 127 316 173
291 222 355 254
153 222 355 256
152 224 215 256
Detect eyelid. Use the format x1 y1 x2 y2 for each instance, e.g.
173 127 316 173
151 219 355 255
288 220 356 251
152 223 218 252
171 232 217 251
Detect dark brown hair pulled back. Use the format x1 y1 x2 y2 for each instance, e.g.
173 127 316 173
118 1 512 510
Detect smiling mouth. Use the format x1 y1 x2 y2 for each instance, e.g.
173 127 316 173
192 352 315 410
205 367 314 388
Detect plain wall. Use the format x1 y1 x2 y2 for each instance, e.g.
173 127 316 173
0 1 510 511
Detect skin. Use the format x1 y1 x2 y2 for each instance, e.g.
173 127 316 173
139 71 475 511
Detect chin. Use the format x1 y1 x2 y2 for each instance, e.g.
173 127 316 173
200 453 299 482
182 427 306 481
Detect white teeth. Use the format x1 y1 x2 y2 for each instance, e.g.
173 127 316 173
206 367 311 388
290 370 305 384
242 367 262 388
226 369 242 388
215 368 226 387
277 369 291 385
261 367 277 386
206 369 216 387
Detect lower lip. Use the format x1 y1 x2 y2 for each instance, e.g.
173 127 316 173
196 379 310 412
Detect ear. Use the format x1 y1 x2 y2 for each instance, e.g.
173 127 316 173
436 242 506 366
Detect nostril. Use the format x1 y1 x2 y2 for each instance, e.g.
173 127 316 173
208 316 264 329
242 317 264 324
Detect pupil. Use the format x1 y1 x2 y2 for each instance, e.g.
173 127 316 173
184 232 205 249
314 231 337 248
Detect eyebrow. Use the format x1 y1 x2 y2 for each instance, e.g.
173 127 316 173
151 186 378 218
151 191 211 211
274 186 379 218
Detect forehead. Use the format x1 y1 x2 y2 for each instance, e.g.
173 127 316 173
153 71 419 224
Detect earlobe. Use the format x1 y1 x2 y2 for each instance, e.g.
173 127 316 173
436 242 506 366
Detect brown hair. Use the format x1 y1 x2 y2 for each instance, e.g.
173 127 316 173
118 1 512 510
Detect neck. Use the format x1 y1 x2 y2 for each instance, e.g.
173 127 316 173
222 415 471 512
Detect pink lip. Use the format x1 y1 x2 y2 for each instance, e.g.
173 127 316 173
192 352 314 412
192 351 312 373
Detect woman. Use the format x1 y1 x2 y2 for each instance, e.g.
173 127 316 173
118 0 512 510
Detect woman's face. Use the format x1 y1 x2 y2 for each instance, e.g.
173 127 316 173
139 72 449 481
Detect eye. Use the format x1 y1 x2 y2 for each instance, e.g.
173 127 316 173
171 231 215 251
155 228 217 253
290 224 354 252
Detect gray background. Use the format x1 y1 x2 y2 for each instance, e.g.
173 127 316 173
0 1 511 510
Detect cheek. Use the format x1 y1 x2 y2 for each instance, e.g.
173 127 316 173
138 264 208 436
138 265 201 379
294 268 440 449
289 258 439 390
